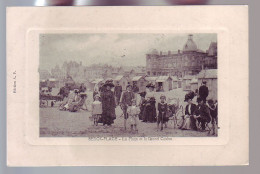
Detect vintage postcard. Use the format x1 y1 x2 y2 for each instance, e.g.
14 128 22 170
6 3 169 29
7 6 248 166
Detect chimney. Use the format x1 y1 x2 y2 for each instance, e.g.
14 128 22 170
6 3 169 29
168 51 171 55
178 49 180 54
160 51 162 55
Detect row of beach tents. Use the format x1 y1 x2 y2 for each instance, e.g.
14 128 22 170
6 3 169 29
90 69 217 100
40 69 217 101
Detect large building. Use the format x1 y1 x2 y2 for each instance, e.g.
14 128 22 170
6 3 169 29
146 34 217 78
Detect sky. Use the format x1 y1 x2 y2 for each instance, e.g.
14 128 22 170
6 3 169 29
39 33 217 70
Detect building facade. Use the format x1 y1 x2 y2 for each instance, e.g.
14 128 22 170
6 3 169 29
146 34 217 78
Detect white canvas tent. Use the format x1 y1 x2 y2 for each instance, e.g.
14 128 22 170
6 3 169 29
131 76 148 92
156 76 173 92
190 78 199 92
113 75 129 90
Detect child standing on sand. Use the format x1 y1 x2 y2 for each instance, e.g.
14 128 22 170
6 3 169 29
91 94 102 126
157 94 168 131
127 99 140 133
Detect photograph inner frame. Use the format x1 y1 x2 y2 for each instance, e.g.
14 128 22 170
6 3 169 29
39 33 218 138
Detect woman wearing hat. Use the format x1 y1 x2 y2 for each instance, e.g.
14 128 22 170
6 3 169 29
100 80 116 127
180 91 198 130
143 83 157 123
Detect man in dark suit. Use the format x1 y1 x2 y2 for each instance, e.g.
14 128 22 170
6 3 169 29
199 81 209 103
120 85 135 130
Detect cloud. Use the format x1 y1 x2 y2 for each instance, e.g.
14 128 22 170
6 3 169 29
40 33 217 70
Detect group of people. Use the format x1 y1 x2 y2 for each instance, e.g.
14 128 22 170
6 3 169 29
90 80 169 132
59 89 88 112
91 80 155 131
90 79 218 134
179 81 218 135
91 80 117 127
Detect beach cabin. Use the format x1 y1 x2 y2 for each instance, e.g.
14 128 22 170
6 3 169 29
155 76 173 92
131 76 148 93
171 76 178 89
182 75 193 91
145 76 158 88
113 75 129 91
190 78 199 92
198 69 217 101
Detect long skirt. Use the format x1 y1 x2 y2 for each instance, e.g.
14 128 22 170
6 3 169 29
181 115 197 130
102 113 114 125
139 105 145 120
143 103 157 123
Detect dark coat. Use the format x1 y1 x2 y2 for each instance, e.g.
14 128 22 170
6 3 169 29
195 104 211 123
143 97 156 122
199 85 209 99
158 102 168 123
185 103 197 115
120 91 135 106
139 98 146 120
208 105 217 118
101 89 116 124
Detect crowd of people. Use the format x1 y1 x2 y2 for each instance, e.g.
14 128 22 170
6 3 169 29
89 79 218 135
58 88 88 112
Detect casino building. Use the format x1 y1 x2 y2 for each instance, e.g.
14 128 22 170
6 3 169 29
146 34 217 78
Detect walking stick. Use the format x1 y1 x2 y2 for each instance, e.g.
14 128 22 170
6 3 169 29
124 116 127 130
120 104 127 130
161 112 164 130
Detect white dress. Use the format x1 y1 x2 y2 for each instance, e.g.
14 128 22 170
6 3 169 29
127 106 140 125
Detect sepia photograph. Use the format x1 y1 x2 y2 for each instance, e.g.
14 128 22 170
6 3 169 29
39 33 218 137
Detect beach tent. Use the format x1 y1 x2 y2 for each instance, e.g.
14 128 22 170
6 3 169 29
132 76 148 93
155 76 173 92
190 78 199 92
171 76 178 89
198 69 217 100
113 75 129 91
182 75 193 91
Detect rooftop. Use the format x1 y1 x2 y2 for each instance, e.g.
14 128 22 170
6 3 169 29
198 69 217 79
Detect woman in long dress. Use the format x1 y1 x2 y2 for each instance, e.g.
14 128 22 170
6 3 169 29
101 80 116 126
143 83 157 123
180 91 198 130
